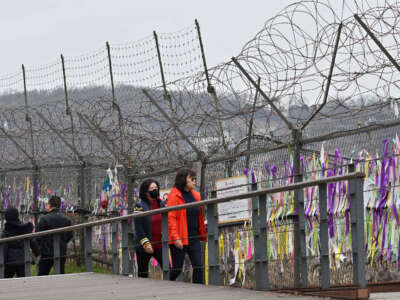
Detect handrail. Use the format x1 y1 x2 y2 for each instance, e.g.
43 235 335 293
0 171 364 244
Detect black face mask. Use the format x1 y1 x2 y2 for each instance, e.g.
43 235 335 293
148 189 159 199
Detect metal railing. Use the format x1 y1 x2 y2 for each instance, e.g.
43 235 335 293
0 171 366 291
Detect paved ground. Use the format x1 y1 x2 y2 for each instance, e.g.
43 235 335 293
370 292 400 300
0 273 320 300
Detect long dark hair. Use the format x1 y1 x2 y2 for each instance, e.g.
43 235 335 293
174 168 196 191
139 179 160 201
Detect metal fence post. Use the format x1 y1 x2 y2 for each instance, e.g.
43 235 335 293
297 185 308 287
161 212 169 280
349 165 367 288
121 220 129 275
24 239 31 277
84 226 93 272
127 173 135 275
112 222 119 274
207 201 220 285
53 233 61 274
33 170 40 226
319 183 330 289
153 30 170 99
252 182 269 291
0 244 4 278
53 234 61 274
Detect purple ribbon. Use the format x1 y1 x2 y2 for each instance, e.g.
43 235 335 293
16 191 20 208
265 161 270 177
327 169 335 238
381 212 388 257
271 166 277 186
250 168 256 184
60 201 66 213
3 190 8 210
243 168 248 177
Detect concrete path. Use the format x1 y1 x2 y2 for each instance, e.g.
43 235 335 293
0 273 322 300
370 292 400 300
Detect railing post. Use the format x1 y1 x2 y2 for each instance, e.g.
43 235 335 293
161 212 169 280
84 226 93 272
206 200 220 285
319 183 330 289
121 220 129 275
24 239 31 277
112 222 119 274
0 244 4 279
298 185 308 287
349 165 367 288
53 234 61 274
252 183 269 291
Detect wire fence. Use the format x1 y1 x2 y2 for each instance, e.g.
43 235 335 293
0 0 400 289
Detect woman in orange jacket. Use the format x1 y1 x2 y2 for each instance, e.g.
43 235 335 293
167 168 206 284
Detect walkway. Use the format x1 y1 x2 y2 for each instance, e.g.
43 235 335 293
0 273 319 300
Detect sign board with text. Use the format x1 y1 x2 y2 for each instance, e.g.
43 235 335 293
216 175 251 224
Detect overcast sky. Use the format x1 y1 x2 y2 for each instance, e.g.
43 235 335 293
0 0 296 75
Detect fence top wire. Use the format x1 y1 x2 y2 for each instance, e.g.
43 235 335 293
0 0 396 180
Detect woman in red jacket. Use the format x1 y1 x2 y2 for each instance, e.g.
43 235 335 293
167 168 206 284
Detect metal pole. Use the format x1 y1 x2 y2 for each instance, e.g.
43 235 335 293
112 222 119 274
35 110 83 161
161 213 169 280
293 129 307 287
199 160 207 200
106 41 116 106
33 168 40 226
246 77 261 170
349 164 367 288
142 89 205 160
22 64 36 161
153 31 170 99
78 162 87 266
301 23 343 130
251 182 269 290
105 42 126 157
206 201 220 285
76 112 120 163
126 171 135 275
84 226 93 272
231 57 294 130
0 244 4 279
60 54 71 115
24 239 31 277
318 183 330 289
126 174 135 215
195 19 214 94
53 233 61 274
121 219 129 275
354 14 400 73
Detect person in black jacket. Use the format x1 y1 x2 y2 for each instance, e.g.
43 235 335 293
134 179 164 278
36 195 73 276
1 207 40 278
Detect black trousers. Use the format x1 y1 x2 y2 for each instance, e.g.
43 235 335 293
37 256 66 276
136 249 163 278
169 238 203 284
5 265 25 278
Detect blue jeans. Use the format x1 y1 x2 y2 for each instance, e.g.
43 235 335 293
169 238 203 284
